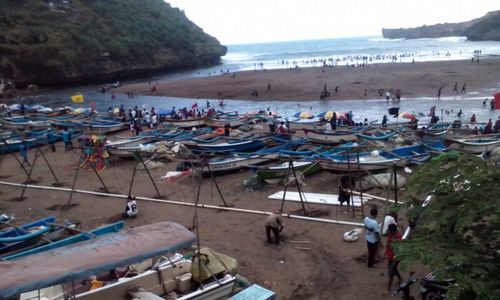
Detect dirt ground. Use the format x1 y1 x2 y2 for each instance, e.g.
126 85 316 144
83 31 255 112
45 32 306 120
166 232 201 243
116 58 500 101
0 137 426 300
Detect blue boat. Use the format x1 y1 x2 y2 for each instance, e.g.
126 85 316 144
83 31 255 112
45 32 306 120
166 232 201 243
0 216 56 253
195 138 268 153
3 221 124 261
0 221 196 299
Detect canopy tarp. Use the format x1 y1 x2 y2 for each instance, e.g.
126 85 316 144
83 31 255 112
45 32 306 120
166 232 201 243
0 221 195 298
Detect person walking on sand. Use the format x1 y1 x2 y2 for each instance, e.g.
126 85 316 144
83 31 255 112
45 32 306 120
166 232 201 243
453 82 458 93
385 223 403 294
461 82 466 93
364 208 382 268
265 211 284 245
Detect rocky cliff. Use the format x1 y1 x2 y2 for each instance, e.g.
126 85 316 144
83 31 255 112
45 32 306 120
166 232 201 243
0 0 227 88
382 10 500 41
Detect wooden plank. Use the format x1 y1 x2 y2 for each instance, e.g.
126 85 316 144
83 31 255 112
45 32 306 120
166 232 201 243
268 191 369 207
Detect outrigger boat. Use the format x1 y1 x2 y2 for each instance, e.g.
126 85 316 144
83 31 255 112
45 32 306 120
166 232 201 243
0 216 56 254
303 129 358 145
162 118 206 128
255 160 323 184
445 134 500 154
3 221 124 261
0 221 238 300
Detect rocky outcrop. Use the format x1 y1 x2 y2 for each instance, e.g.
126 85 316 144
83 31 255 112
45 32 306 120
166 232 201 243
0 0 227 88
382 10 500 41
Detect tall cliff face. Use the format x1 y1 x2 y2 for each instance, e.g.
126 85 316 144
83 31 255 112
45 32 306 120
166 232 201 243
382 10 500 41
0 0 227 87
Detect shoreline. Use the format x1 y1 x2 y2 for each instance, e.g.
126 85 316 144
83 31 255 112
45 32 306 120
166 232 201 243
116 58 500 102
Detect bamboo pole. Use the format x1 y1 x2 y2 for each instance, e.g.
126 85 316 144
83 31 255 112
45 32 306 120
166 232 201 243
0 181 365 227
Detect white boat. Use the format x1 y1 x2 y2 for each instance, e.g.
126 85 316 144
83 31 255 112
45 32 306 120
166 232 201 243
303 129 358 145
447 135 500 154
106 136 156 157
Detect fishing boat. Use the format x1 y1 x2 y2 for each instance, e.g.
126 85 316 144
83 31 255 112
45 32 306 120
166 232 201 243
445 134 500 154
0 216 56 254
192 137 268 153
303 129 358 145
188 139 304 175
78 121 128 134
205 116 250 128
0 221 237 300
0 116 50 129
355 130 397 141
255 160 323 184
162 118 206 128
388 141 447 164
0 135 38 153
3 221 124 261
106 136 157 157
318 150 401 172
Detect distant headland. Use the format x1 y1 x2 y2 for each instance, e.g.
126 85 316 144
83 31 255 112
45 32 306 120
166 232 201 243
382 10 500 41
0 0 227 89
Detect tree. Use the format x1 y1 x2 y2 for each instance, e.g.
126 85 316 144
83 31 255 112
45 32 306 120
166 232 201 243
395 154 500 299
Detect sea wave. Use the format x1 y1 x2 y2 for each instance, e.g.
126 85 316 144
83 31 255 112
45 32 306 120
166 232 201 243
368 37 405 42
435 36 467 43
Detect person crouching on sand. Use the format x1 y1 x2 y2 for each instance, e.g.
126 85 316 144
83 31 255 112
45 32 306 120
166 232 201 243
265 211 284 245
122 196 138 219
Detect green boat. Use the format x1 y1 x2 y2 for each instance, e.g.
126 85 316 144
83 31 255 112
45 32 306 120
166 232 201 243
255 160 323 183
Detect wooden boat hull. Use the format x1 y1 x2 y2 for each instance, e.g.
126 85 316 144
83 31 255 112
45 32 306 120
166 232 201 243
303 129 357 145
80 123 128 134
200 154 279 175
447 139 500 154
162 118 206 128
318 157 399 172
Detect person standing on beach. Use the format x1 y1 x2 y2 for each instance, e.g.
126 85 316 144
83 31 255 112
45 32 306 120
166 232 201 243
265 211 284 245
436 85 444 100
494 117 500 133
385 223 403 293
364 208 382 268
461 82 466 93
453 82 458 93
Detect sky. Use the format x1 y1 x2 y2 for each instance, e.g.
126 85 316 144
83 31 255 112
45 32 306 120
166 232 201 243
166 0 500 45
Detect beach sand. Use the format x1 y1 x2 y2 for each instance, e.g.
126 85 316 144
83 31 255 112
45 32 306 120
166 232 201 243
117 58 500 101
0 137 423 300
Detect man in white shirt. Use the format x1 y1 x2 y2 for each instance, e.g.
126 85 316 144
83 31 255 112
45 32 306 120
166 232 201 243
122 196 138 218
364 207 382 267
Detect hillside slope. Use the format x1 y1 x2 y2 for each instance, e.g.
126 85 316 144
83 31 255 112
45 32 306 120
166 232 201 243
0 0 227 87
382 10 500 41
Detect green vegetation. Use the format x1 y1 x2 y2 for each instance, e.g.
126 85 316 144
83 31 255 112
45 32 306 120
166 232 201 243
382 10 500 41
0 0 227 87
395 155 500 299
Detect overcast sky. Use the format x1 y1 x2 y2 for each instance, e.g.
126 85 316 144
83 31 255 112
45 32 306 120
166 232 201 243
167 0 500 45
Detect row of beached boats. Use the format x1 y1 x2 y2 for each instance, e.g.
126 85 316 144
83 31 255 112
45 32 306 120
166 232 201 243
0 216 244 300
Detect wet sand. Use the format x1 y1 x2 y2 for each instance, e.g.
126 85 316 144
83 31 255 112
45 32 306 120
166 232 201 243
0 137 425 300
117 58 500 101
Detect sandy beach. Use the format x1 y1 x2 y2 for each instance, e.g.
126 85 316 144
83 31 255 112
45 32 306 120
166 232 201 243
117 58 500 101
0 136 423 300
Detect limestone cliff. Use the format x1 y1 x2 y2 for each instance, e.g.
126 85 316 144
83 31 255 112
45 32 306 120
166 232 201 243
382 10 500 41
0 0 227 88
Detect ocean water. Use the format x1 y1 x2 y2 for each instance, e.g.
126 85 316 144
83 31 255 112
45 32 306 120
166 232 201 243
7 36 500 123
